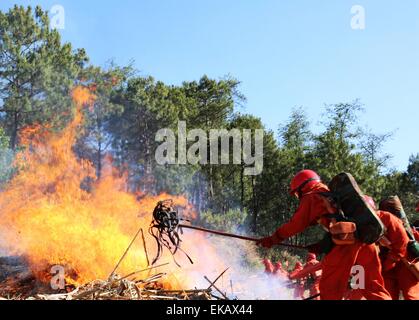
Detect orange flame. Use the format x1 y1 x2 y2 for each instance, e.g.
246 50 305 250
0 86 221 288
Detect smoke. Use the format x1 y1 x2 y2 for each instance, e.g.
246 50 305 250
174 230 294 300
152 164 294 299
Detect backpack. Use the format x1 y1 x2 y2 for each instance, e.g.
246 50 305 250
321 172 386 244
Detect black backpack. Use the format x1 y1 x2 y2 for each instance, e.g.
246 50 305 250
321 172 386 244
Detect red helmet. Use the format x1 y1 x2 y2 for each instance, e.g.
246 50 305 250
262 258 271 265
307 253 317 262
364 195 377 211
275 262 283 270
289 170 321 195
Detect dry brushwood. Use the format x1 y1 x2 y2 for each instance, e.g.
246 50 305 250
21 274 217 300
0 260 225 300
0 203 232 301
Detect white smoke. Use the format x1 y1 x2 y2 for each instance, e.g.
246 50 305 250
175 230 295 300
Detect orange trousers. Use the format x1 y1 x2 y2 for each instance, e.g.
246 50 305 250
319 242 391 300
293 284 305 299
309 280 321 300
382 261 419 300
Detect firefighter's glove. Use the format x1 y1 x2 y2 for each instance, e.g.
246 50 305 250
257 234 283 249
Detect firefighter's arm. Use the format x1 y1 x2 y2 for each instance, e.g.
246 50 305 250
257 195 320 248
274 196 318 240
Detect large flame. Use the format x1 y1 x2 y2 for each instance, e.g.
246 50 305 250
0 86 224 288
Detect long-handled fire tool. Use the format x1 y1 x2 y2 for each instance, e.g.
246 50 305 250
177 224 307 250
149 200 307 267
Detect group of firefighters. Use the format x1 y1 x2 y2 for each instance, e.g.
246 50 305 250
258 170 419 300
263 253 322 300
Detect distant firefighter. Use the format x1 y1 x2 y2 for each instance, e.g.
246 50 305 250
290 261 305 299
262 258 275 274
273 261 288 280
304 253 321 300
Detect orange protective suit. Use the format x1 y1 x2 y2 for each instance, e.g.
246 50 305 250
262 259 275 274
291 261 305 299
274 262 288 280
264 182 391 300
377 211 419 300
304 253 321 299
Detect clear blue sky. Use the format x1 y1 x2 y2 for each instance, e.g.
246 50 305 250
1 0 418 171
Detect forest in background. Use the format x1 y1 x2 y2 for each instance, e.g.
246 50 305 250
1 5 418 263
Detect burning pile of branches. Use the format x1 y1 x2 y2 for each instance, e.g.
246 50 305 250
0 257 229 300
0 216 231 301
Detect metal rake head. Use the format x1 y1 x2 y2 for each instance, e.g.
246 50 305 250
149 200 193 267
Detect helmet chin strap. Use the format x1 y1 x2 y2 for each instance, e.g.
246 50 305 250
295 178 320 198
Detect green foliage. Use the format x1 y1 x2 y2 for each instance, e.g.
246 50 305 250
74 63 133 179
108 75 193 192
0 127 13 186
0 5 88 149
200 208 248 232
398 154 419 221
153 164 199 195
0 127 7 149
404 154 419 192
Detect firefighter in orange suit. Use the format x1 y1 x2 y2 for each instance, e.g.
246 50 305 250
257 170 391 300
262 258 275 274
377 196 419 300
304 253 321 299
290 261 305 299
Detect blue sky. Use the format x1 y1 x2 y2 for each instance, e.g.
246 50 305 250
1 0 418 171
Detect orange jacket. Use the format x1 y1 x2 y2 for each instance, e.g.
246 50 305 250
289 262 304 278
376 210 409 265
263 259 275 274
294 262 303 271
273 182 333 240
305 259 322 279
273 262 288 280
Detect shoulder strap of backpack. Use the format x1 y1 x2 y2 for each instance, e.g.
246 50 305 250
310 191 347 221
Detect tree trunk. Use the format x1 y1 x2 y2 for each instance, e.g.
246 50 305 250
9 111 19 150
209 165 214 201
251 176 258 233
97 139 102 180
96 114 103 180
240 165 244 211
